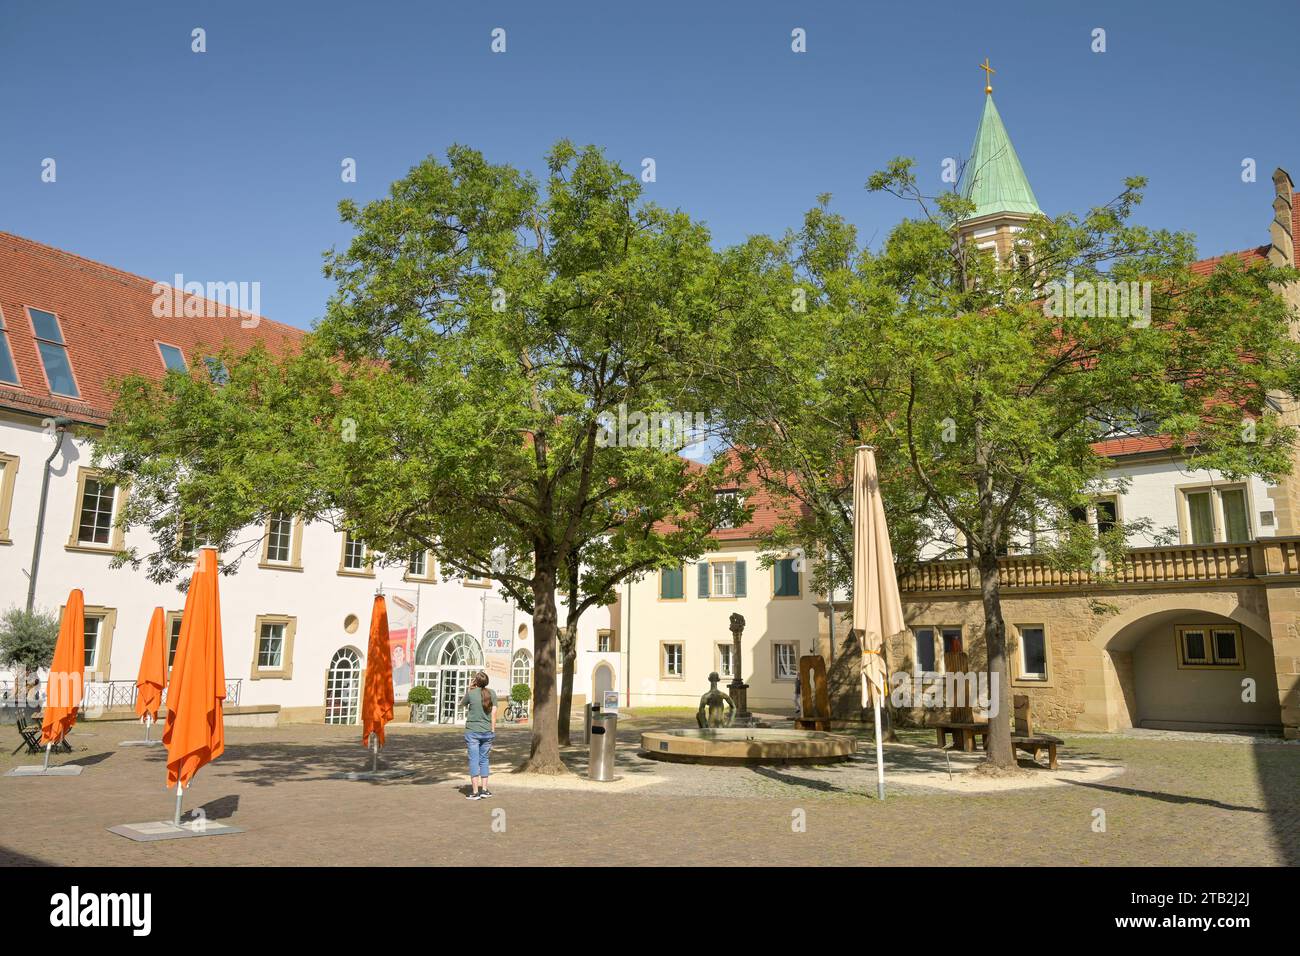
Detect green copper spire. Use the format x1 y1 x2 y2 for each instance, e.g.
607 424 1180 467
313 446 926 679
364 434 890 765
957 94 1041 220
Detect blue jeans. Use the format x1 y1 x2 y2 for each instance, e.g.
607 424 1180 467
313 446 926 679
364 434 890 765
465 731 495 778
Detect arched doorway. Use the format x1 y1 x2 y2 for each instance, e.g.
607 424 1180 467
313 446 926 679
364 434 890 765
592 662 615 704
325 647 362 725
415 623 484 724
1101 603 1281 731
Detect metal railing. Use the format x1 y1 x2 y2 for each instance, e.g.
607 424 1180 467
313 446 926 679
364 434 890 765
17 678 243 711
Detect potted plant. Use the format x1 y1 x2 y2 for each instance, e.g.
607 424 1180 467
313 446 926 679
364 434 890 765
406 684 433 724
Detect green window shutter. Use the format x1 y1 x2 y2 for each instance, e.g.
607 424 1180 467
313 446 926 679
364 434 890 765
697 562 710 598
660 565 683 600
775 558 800 597
1187 492 1214 544
735 560 747 598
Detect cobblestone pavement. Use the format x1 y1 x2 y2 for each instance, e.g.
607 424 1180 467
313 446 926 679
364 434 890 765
2 714 1296 866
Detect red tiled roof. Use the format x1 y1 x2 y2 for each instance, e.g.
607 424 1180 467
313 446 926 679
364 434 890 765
1189 190 1298 276
0 232 303 425
708 447 812 541
1090 435 1177 458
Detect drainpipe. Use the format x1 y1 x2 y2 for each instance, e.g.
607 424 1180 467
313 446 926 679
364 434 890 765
624 580 632 708
25 417 72 613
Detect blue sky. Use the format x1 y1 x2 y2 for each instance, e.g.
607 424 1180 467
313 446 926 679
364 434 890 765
2 0 1297 329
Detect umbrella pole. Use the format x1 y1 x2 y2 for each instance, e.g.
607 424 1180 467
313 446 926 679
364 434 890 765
871 691 886 801
143 714 152 742
370 733 378 773
173 780 184 827
43 742 52 771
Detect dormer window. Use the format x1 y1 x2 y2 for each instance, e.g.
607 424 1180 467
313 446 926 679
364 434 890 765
28 307 79 398
157 343 188 372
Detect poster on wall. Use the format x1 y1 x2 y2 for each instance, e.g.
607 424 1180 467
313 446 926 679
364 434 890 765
481 597 516 692
386 589 419 700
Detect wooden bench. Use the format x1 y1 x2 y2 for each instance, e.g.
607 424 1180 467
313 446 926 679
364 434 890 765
1011 694 1063 770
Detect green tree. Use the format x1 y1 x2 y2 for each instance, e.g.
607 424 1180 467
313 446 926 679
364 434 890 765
96 142 742 773
719 161 1300 767
0 607 60 703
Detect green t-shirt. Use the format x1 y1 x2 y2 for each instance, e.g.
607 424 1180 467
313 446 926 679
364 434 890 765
461 687 498 733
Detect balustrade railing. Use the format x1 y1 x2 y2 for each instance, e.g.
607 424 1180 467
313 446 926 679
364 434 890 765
897 539 1297 593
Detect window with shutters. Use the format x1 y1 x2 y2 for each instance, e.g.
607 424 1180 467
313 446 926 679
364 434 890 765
698 558 746 600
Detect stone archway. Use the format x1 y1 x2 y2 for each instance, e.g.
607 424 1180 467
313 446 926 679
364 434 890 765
1095 595 1281 732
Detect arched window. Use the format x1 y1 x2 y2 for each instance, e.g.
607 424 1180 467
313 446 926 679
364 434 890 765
511 649 532 689
325 647 362 725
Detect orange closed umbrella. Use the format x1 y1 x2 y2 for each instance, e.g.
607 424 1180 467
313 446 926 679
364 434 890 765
135 607 168 726
41 589 86 748
362 594 395 750
163 548 226 810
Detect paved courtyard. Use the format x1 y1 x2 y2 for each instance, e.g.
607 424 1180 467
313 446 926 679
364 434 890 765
2 712 1297 866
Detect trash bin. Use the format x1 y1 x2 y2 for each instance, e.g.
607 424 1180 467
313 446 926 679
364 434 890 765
588 712 618 781
583 703 594 744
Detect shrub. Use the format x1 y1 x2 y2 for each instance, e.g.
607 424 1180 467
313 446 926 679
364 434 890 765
510 683 531 703
406 685 433 706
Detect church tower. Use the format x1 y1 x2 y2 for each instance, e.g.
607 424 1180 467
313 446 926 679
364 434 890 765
955 60 1042 266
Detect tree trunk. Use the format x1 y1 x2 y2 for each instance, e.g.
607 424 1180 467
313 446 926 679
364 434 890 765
557 628 576 747
978 549 1015 768
518 564 566 774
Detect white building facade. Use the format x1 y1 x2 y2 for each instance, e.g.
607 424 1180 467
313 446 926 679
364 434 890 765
0 233 611 726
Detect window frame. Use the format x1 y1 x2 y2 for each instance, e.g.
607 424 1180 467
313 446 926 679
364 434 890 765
337 531 374 578
0 452 18 544
911 626 939 674
259 512 303 570
66 467 127 553
404 549 438 583
1176 624 1245 670
1013 623 1051 684
73 605 117 682
714 641 736 679
1177 482 1254 545
0 306 20 386
710 558 737 600
25 306 82 398
771 641 800 682
165 610 184 669
155 341 188 373
251 614 297 680
660 641 685 680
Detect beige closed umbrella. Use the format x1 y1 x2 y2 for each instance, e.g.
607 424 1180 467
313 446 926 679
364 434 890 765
852 445 904 799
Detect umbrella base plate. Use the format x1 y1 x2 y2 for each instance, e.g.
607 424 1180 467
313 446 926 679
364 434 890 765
330 769 416 781
117 739 165 747
108 820 245 841
6 765 84 776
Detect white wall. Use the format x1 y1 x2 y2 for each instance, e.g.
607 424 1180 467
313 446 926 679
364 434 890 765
0 415 608 715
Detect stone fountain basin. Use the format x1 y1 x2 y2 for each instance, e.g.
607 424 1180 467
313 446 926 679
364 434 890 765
639 728 857 765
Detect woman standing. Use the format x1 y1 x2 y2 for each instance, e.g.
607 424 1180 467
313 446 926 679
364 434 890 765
462 671 497 800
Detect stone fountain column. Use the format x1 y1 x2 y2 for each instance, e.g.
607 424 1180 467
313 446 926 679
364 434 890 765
727 612 755 727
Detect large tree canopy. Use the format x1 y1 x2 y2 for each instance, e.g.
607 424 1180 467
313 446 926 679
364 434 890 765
713 160 1300 766
97 142 746 772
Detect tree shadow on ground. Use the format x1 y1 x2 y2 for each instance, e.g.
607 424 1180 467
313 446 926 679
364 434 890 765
1064 779 1265 814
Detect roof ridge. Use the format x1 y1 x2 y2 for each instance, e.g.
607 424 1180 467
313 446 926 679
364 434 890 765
0 231 306 339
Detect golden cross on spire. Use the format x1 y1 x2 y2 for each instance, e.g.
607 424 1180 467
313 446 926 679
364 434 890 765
979 57 995 94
